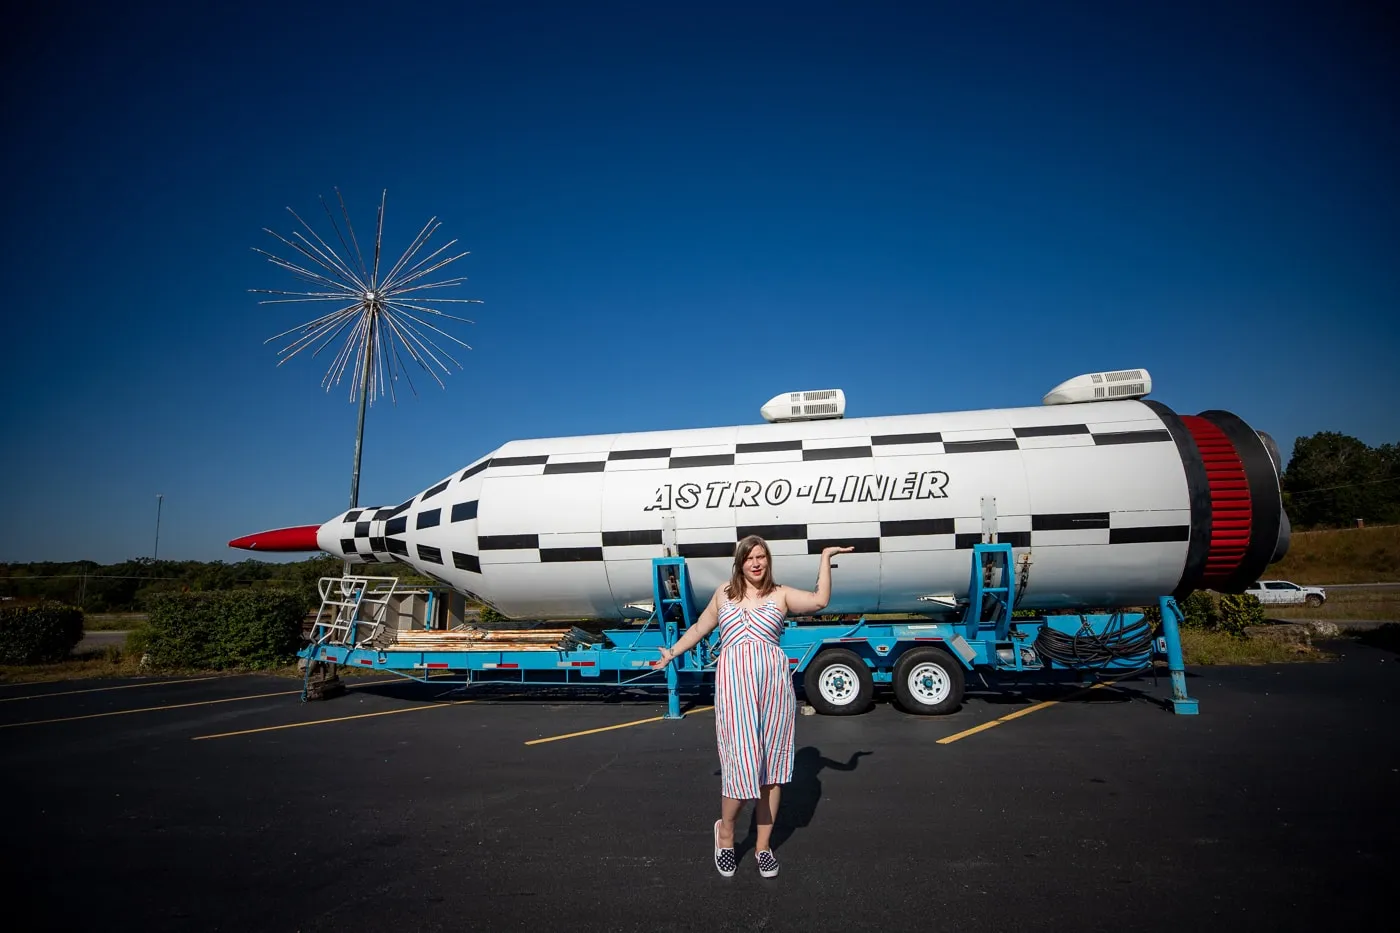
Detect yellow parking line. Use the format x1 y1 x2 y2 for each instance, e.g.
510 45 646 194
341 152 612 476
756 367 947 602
936 683 1112 745
0 689 302 730
192 699 477 741
526 705 715 746
936 719 1004 743
995 698 1063 722
0 674 402 721
0 676 227 703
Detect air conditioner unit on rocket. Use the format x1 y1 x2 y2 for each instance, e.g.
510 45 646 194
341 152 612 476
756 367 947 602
760 389 846 423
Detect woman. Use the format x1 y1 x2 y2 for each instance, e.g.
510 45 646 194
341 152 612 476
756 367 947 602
652 535 854 878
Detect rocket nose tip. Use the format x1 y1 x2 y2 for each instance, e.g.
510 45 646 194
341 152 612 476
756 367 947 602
228 525 323 552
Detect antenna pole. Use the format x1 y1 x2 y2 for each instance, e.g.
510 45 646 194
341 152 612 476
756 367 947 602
349 323 371 510
153 494 164 560
254 190 480 515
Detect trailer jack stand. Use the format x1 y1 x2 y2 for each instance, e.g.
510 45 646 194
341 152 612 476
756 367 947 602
653 556 694 720
664 659 683 720
301 659 345 702
1158 596 1199 715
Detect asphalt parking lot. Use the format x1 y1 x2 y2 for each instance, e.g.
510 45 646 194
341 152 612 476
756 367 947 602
2 642 1396 933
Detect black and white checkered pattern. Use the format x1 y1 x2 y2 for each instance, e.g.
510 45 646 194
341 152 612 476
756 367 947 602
714 821 737 877
338 421 1178 570
337 501 415 563
463 512 1189 563
338 489 486 570
456 425 1171 479
344 511 1186 567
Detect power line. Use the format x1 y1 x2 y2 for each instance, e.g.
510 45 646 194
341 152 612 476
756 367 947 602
1286 477 1400 497
0 569 397 584
0 574 191 581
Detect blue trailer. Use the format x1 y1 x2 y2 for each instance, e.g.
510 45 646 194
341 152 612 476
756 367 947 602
299 544 1199 715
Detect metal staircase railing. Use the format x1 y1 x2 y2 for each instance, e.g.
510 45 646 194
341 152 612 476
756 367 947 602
310 575 403 649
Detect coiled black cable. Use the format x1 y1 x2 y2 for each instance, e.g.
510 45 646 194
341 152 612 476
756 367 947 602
1033 612 1156 670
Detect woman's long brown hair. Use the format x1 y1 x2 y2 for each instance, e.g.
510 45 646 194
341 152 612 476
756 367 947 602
726 535 776 601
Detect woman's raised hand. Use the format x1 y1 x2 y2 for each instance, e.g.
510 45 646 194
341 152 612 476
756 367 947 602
821 546 856 559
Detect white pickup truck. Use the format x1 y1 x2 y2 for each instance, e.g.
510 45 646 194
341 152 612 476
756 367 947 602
1245 580 1327 607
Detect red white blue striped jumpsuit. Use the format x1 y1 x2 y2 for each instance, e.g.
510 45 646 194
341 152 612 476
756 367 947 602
715 597 796 799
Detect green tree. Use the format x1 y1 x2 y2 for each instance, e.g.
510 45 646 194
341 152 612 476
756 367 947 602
1283 432 1399 528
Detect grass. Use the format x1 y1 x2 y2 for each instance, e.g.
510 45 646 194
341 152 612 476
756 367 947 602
0 646 149 684
0 645 309 685
2 598 1370 683
1178 628 1332 665
1266 523 1400 584
3 629 1332 683
1266 588 1399 622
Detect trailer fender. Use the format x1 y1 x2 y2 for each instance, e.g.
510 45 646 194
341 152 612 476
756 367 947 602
799 637 891 672
791 635 978 675
890 636 978 670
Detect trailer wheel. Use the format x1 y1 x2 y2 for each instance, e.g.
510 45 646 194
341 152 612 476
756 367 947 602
893 647 964 715
803 649 873 716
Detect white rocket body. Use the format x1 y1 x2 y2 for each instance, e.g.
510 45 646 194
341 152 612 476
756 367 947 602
287 396 1286 620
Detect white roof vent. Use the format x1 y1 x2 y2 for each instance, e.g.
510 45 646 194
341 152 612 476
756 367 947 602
1042 369 1152 405
761 389 846 422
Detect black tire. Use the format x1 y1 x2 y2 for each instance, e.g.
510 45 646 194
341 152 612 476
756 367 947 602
1305 594 1324 608
802 648 873 716
892 646 965 715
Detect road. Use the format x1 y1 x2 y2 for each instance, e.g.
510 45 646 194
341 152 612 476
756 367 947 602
1 640 1396 932
77 630 129 651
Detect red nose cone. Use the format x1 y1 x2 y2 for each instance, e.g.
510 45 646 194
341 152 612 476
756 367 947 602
228 525 323 552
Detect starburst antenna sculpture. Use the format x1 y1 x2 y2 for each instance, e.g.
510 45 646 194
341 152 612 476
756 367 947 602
252 189 480 508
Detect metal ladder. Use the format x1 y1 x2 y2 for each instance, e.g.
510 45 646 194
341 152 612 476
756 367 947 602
309 575 401 648
963 543 1014 639
963 543 1043 671
300 575 404 700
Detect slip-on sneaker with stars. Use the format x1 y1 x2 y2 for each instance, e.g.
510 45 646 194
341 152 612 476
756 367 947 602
713 820 736 877
755 849 779 878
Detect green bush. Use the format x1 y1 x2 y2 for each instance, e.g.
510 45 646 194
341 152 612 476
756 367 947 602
1160 591 1265 638
477 605 510 625
0 602 84 664
1218 593 1266 637
144 590 304 670
126 624 151 660
1180 591 1220 630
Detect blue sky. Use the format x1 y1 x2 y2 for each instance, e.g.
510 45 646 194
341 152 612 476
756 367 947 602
2 0 1396 564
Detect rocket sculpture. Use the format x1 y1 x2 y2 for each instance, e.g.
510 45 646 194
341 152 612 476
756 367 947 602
231 370 1290 620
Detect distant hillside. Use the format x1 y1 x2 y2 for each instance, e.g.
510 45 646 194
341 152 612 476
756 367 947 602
1265 524 1400 584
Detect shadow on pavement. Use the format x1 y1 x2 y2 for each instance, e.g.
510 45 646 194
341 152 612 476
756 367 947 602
1353 623 1400 654
334 677 716 709
726 747 872 857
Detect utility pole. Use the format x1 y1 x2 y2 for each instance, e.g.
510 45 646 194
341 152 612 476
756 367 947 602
154 494 164 560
